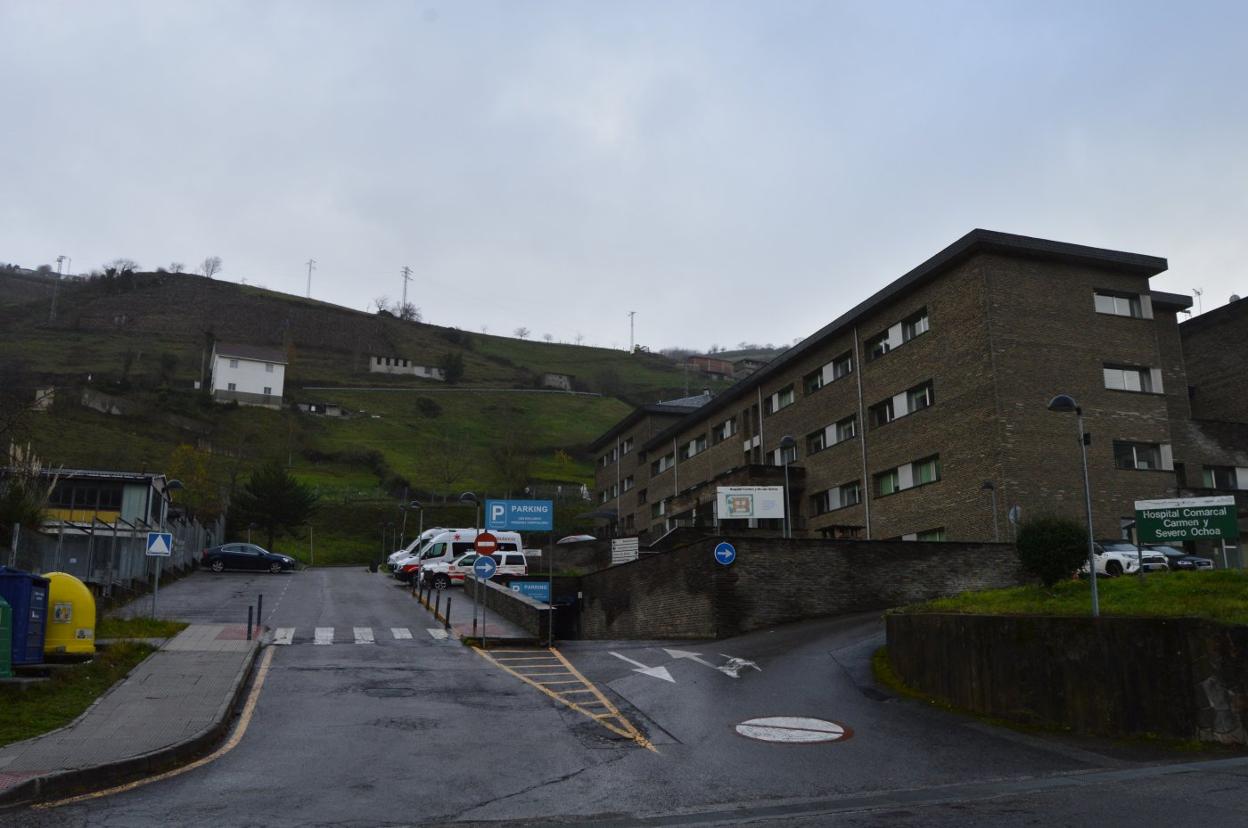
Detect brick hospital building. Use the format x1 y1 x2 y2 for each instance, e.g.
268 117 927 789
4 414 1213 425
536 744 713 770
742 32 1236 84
591 230 1248 545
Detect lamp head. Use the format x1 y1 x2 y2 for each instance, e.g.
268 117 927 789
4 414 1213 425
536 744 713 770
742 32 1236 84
1047 394 1079 413
779 435 796 450
981 480 995 491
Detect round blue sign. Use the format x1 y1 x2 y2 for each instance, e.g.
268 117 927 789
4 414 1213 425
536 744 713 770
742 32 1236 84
714 541 737 566
473 555 498 580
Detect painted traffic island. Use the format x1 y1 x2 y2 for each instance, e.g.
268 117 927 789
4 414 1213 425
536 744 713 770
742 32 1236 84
882 571 1248 747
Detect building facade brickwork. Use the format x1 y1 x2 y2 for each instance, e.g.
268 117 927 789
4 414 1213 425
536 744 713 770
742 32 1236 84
592 230 1237 544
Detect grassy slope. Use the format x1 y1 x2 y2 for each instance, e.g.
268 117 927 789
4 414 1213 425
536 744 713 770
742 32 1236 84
2 273 659 563
909 571 1248 626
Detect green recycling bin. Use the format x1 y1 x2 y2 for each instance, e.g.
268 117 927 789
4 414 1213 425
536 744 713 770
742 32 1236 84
0 595 12 679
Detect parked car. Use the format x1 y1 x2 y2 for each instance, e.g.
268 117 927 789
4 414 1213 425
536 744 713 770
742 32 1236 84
1082 540 1142 577
421 551 528 590
1147 544 1214 572
387 527 450 571
202 543 296 574
394 529 523 583
1139 552 1170 573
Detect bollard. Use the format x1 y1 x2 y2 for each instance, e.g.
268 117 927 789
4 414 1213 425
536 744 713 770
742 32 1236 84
434 592 441 622
257 594 264 633
247 605 253 641
444 597 451 631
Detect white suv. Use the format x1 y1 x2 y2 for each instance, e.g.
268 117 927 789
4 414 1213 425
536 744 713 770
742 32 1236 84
1082 540 1143 577
422 552 528 590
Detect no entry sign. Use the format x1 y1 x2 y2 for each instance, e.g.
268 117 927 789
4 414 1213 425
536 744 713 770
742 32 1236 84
473 532 499 555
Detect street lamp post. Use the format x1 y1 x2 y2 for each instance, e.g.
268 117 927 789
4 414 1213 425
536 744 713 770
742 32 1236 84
981 481 1000 542
459 492 481 634
1047 394 1099 618
779 436 796 540
410 500 424 544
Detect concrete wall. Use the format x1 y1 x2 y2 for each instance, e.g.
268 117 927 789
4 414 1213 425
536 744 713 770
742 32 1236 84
465 576 550 640
578 537 1022 640
887 612 1248 745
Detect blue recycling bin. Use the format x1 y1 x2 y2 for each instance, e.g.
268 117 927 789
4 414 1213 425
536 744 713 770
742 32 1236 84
0 566 50 665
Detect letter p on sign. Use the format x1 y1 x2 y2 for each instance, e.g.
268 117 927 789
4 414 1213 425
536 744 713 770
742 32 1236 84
491 503 506 523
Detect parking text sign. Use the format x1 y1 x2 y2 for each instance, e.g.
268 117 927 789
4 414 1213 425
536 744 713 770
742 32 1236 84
486 499 554 532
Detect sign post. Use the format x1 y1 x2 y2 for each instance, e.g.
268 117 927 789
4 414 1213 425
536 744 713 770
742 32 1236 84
1134 496 1240 569
484 500 555 644
472 553 498 647
472 532 498 639
146 532 173 619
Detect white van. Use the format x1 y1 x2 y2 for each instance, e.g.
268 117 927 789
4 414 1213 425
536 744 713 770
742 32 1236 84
387 527 449 570
394 529 522 582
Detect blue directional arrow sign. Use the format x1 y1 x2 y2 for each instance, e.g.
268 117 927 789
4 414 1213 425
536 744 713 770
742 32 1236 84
473 555 498 580
714 541 736 566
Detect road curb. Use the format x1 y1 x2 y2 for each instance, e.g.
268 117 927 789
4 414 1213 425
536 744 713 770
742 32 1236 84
0 640 262 811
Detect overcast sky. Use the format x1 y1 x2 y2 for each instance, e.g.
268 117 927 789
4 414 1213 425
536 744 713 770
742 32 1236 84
2 1 1245 350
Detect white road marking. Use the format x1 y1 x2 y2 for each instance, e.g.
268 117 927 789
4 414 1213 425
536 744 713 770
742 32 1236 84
391 627 412 640
663 648 761 678
610 651 675 683
314 627 334 645
354 627 375 644
717 655 762 678
273 627 294 646
735 717 848 744
427 628 449 640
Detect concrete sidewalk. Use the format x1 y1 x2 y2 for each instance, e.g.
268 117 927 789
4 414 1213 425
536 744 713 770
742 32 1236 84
0 624 259 808
414 583 538 643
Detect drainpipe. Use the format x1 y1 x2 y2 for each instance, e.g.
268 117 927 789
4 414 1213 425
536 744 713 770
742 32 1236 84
853 325 871 539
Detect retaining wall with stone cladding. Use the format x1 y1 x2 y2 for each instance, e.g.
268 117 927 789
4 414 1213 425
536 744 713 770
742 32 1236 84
577 537 1022 640
886 612 1248 745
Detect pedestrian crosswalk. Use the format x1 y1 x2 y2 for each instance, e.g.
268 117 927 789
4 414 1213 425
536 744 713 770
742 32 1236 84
272 626 449 645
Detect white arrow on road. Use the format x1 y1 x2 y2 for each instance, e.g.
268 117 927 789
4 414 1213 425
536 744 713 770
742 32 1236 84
663 648 761 678
610 651 676 683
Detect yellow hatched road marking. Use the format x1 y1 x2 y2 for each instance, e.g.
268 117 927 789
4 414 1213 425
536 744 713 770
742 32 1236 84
472 646 657 753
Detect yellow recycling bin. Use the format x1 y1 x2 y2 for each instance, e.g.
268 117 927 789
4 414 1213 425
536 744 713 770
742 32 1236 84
44 572 96 656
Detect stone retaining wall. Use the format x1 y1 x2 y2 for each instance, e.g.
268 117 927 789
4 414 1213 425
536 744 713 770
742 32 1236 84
886 612 1248 745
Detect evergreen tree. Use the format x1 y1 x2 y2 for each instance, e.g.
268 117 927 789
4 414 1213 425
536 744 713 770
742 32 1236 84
230 460 318 549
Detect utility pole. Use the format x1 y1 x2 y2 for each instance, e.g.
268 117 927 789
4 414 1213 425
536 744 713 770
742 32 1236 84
49 255 66 322
1193 288 1204 314
628 311 636 353
305 259 317 298
400 265 413 315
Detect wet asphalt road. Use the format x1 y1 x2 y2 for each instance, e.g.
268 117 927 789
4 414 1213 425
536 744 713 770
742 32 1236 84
15 568 1248 826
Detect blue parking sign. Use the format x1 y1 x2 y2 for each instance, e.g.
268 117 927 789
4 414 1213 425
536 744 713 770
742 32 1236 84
486 499 554 532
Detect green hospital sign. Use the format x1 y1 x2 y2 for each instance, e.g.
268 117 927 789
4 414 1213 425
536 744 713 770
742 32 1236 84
1134 496 1239 543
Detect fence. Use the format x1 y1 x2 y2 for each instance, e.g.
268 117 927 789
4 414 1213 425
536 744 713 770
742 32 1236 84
3 516 222 595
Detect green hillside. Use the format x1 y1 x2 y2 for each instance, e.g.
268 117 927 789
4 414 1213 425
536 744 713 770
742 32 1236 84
0 270 718 563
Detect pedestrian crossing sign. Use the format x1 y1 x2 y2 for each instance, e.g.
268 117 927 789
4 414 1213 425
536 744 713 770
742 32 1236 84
146 532 173 557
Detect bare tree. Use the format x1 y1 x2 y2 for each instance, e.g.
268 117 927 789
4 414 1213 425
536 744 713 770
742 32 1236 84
514 327 530 340
490 422 534 499
371 296 392 314
106 258 139 275
397 302 422 322
169 262 186 273
200 256 222 279
427 423 469 500
542 333 553 343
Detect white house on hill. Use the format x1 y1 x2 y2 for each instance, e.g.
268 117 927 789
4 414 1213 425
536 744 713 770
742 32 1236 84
368 355 445 380
210 343 287 408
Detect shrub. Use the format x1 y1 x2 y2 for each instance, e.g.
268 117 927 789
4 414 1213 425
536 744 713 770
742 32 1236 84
415 397 442 418
1016 516 1088 587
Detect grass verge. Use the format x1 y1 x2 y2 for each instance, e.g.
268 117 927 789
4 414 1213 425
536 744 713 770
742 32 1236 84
907 570 1248 625
96 617 189 639
0 641 155 746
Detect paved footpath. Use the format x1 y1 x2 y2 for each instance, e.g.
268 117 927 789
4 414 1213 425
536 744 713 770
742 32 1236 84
0 625 258 808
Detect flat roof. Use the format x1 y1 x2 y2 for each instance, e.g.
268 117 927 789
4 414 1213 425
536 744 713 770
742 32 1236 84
36 468 165 484
588 397 712 451
1180 294 1246 333
638 229 1169 452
